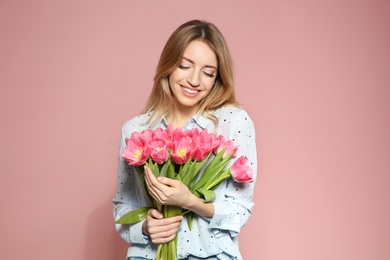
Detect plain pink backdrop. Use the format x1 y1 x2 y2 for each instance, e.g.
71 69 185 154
1 1 389 259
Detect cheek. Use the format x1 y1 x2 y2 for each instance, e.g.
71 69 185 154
171 68 186 78
204 79 216 91
168 71 180 88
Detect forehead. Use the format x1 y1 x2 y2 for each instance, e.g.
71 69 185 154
182 40 217 66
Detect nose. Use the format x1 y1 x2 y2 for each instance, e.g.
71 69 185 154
187 69 200 87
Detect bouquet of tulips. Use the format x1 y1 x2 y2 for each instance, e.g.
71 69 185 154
116 126 253 260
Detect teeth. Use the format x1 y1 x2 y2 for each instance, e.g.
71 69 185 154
183 87 198 94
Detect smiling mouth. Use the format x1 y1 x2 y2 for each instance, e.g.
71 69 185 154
182 87 199 94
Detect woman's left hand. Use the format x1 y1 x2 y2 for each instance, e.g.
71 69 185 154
144 165 192 209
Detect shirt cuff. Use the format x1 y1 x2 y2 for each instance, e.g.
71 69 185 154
209 201 240 237
129 220 150 244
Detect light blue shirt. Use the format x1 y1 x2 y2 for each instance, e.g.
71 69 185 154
112 106 257 260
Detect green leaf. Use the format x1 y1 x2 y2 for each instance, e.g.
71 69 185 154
186 212 194 230
188 154 212 189
196 188 216 202
193 153 212 173
191 151 232 193
115 207 149 224
146 159 160 178
167 161 176 179
205 150 224 170
134 166 155 207
159 158 171 178
204 168 230 189
205 169 231 190
180 158 192 176
180 160 196 186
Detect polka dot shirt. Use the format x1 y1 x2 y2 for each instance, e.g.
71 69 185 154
112 106 257 260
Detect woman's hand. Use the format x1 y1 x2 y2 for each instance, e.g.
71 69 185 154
142 208 183 244
144 165 215 218
144 165 192 209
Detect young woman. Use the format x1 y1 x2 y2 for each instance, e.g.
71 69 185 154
113 20 257 260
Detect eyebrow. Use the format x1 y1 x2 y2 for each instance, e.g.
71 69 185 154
182 57 218 70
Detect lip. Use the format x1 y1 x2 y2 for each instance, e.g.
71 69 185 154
180 85 200 96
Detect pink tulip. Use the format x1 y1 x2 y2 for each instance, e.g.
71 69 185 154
146 139 169 164
186 128 198 137
129 131 145 144
171 127 186 140
122 138 148 166
190 147 206 162
191 129 219 161
214 135 238 158
140 129 154 143
230 156 254 183
170 135 194 164
165 125 174 138
152 127 170 143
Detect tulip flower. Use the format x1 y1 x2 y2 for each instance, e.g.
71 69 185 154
214 135 238 158
230 156 254 183
121 138 148 166
170 136 194 164
152 127 171 143
146 139 169 164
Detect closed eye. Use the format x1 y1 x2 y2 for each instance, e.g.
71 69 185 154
178 65 190 69
203 72 215 78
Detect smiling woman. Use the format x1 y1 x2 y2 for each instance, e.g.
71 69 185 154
112 20 257 260
142 20 237 130
168 40 218 126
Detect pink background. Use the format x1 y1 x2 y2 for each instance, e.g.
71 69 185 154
1 1 389 259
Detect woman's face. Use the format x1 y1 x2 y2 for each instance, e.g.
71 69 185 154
169 40 218 113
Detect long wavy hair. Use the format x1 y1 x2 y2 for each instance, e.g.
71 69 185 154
142 19 239 126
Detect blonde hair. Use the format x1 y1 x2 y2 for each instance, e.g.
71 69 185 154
142 20 239 126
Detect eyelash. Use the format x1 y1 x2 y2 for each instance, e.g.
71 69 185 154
178 65 215 78
204 72 215 78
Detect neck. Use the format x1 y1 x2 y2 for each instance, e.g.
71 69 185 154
166 106 198 129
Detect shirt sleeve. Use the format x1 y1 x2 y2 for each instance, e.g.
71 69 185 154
112 122 152 245
208 108 258 238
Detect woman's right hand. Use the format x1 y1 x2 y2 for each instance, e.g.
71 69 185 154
142 208 183 244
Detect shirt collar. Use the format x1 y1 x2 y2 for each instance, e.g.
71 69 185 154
160 113 211 130
192 113 210 129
